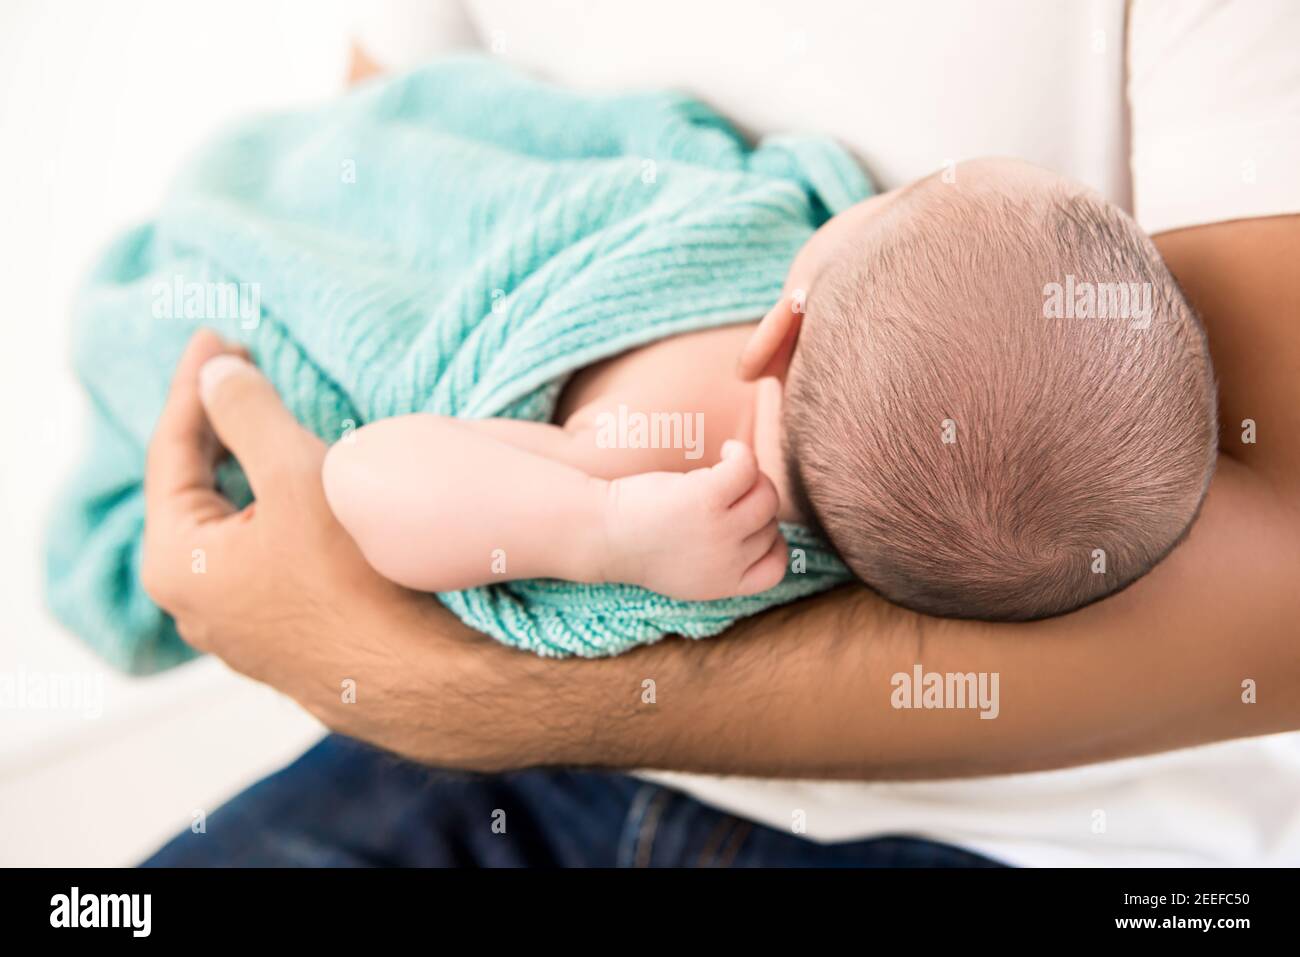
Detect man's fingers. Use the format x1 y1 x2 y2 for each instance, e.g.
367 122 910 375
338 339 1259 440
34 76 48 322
142 330 247 612
198 353 323 497
145 330 235 525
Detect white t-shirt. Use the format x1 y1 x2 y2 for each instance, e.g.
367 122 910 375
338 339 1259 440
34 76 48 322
354 0 1300 866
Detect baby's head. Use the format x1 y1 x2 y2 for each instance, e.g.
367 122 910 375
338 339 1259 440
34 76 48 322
775 158 1216 620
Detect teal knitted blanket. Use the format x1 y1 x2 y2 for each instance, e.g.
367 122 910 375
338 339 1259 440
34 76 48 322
46 57 868 673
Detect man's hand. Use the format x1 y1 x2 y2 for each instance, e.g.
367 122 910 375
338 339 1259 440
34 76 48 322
140 330 575 769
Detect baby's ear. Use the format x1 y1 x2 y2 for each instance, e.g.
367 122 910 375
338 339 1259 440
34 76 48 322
737 290 804 382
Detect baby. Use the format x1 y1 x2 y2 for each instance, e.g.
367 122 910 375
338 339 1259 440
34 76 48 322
323 158 1217 622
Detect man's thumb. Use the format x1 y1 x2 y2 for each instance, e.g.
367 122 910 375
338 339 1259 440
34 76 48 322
198 354 316 493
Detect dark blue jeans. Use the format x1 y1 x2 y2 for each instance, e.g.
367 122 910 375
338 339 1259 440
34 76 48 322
143 735 1006 867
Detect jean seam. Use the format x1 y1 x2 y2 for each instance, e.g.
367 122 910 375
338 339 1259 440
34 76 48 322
715 820 753 868
616 783 663 868
632 790 673 867
696 817 754 868
695 818 734 867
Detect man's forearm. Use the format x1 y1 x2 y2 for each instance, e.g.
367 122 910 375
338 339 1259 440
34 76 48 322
378 455 1297 778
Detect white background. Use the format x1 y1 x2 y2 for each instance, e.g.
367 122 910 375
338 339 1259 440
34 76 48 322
0 0 371 865
4 0 1298 869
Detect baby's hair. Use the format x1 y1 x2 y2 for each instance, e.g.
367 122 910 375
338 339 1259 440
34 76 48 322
784 175 1217 621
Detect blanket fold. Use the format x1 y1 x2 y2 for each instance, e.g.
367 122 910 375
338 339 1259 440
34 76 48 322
46 57 869 672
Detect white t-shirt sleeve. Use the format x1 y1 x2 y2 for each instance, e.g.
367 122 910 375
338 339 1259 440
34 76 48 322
1128 0 1300 233
350 0 483 70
